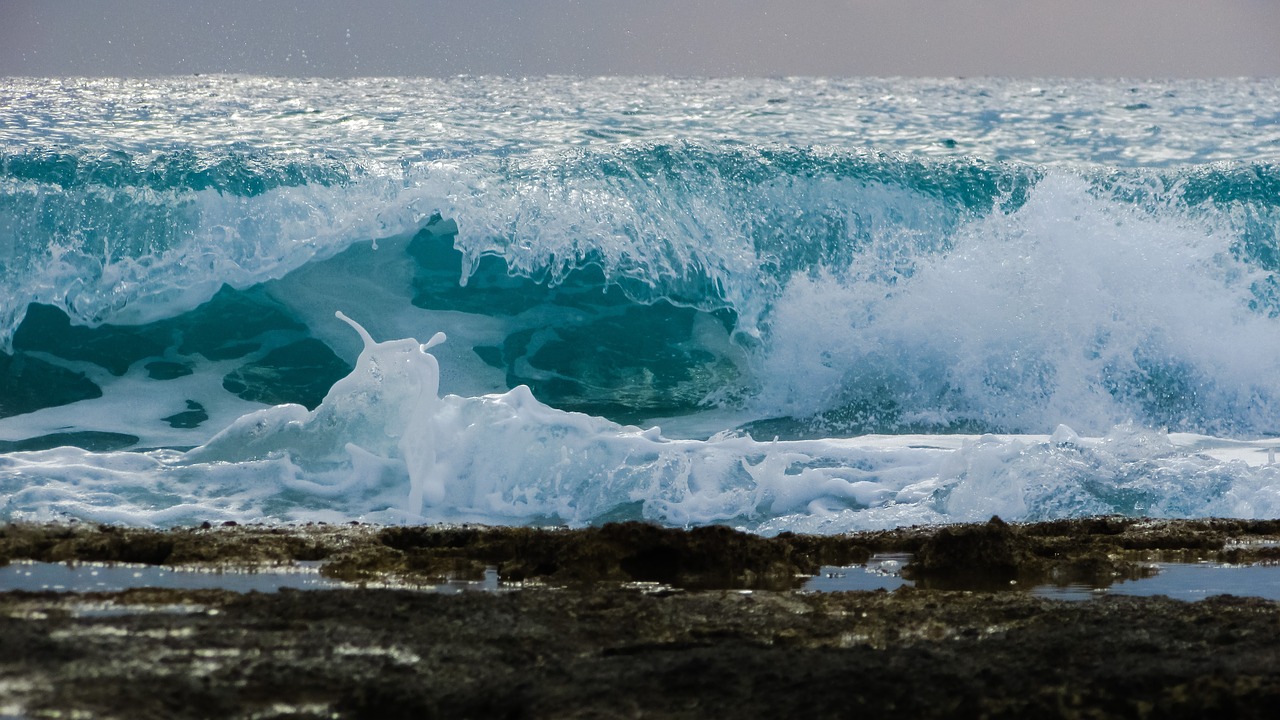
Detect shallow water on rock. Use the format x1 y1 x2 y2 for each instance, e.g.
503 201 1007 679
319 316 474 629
0 561 500 594
5 554 1280 601
804 555 1280 602
803 554 914 594
1032 561 1280 602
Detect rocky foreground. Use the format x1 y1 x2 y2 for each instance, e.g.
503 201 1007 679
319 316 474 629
3 517 1280 718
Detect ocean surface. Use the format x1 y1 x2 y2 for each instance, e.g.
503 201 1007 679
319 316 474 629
2 76 1280 532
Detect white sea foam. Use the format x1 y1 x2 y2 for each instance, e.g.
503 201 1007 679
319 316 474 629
8 76 1280 347
5 77 1280 532
756 171 1280 435
0 170 457 346
4 316 1279 531
0 354 266 449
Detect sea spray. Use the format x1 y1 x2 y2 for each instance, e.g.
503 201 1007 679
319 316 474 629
753 170 1280 437
3 76 1280 531
6 314 1280 531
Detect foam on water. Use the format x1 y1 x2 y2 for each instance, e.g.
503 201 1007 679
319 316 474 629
4 313 1280 532
0 162 445 345
755 170 1280 436
4 76 1280 531
8 140 1279 437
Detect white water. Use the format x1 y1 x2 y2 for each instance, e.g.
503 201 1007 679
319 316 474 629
5 77 1280 532
3 314 1279 532
754 171 1280 435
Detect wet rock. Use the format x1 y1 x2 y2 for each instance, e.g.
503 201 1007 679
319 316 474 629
9 517 1280 592
906 516 1046 589
5 586 1280 719
6 518 1280 717
374 521 871 589
0 523 339 567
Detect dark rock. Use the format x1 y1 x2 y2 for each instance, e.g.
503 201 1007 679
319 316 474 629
374 521 871 589
7 583 1280 719
906 516 1046 589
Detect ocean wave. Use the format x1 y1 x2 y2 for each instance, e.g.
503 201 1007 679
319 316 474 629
4 314 1279 532
3 143 1280 444
0 142 1041 352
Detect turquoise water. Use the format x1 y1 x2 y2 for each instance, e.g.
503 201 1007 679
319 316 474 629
2 77 1280 531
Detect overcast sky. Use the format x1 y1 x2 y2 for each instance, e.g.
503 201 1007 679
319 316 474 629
3 0 1279 78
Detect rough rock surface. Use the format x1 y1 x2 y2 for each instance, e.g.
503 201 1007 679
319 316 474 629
4 517 1280 718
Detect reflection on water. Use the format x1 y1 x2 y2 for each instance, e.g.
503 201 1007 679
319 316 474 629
804 554 913 593
1033 562 1280 602
3 557 1277 602
0 561 500 594
804 555 1280 602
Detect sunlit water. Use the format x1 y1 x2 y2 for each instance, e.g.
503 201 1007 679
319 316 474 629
0 559 500 594
804 555 1280 602
2 76 1280 532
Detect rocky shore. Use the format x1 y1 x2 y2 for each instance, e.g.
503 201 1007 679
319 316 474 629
4 517 1280 718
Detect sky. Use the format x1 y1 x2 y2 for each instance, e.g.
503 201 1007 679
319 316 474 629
2 0 1279 78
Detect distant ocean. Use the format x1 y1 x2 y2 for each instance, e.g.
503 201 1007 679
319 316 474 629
2 76 1280 532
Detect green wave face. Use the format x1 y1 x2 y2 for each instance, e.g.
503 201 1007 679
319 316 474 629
6 77 1280 530
4 135 1280 443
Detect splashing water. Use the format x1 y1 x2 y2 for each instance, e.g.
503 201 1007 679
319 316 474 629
5 312 1280 532
3 76 1280 531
